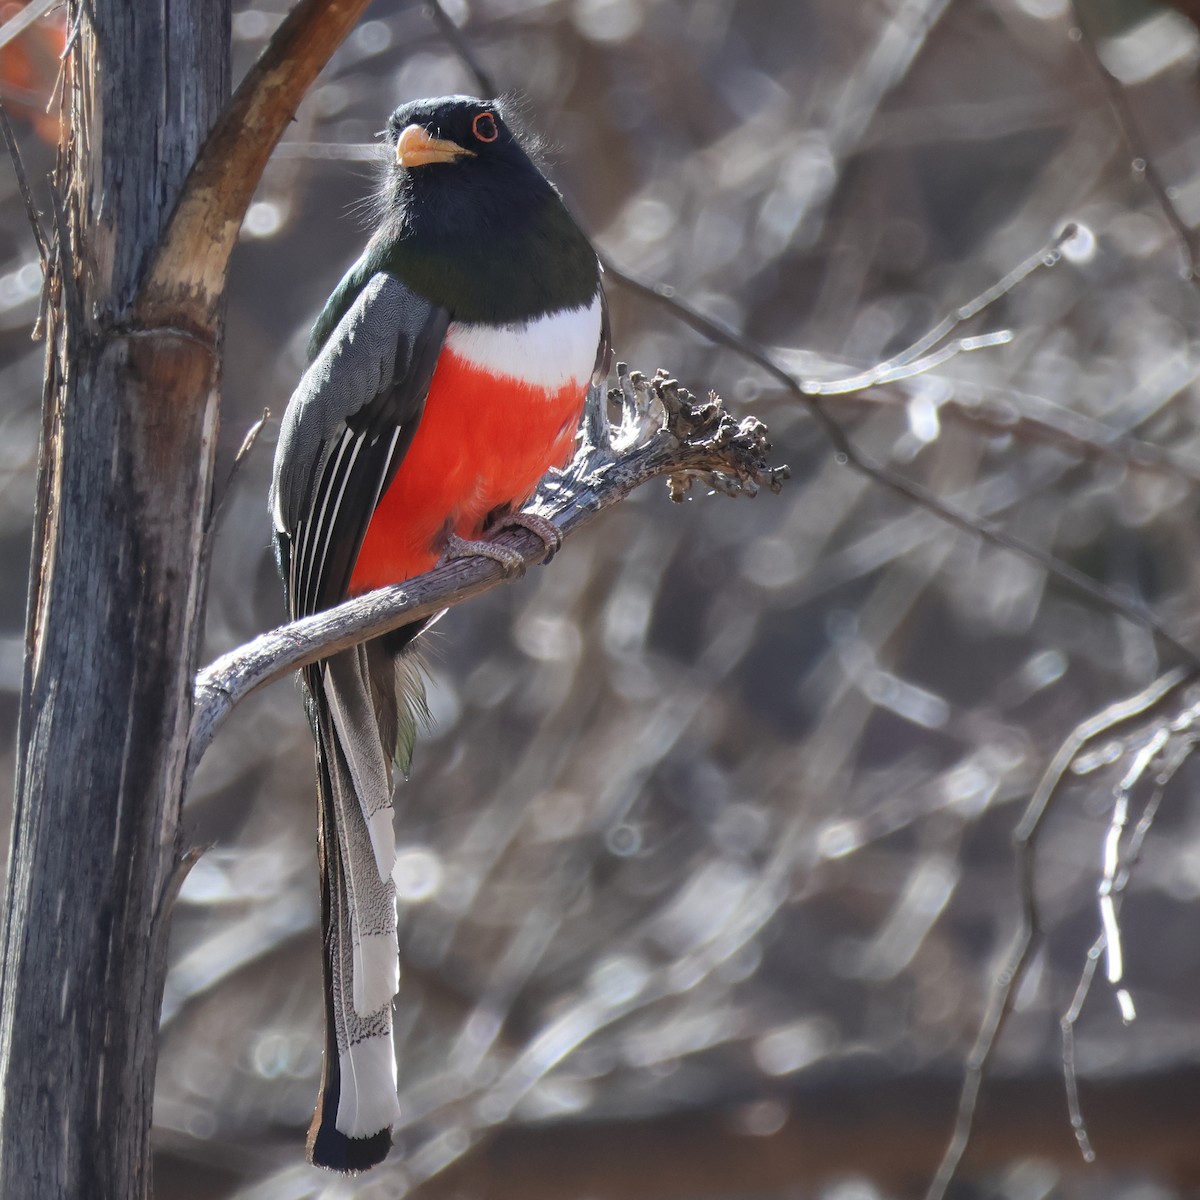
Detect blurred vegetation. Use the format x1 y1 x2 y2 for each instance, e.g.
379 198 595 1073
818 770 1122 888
4 0 1200 1197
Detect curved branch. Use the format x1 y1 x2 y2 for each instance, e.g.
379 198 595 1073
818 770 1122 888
925 665 1196 1200
1069 1 1200 282
601 252 1200 668
136 0 371 333
188 369 788 773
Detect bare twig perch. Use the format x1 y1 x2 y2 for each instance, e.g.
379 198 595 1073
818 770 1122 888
189 365 788 773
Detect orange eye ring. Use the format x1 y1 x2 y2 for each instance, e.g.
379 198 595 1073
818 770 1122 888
472 112 499 143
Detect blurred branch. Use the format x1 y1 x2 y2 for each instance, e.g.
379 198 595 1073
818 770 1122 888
601 250 1200 668
136 0 372 335
0 0 56 51
423 0 1188 640
925 666 1197 1200
430 0 1199 661
0 101 47 265
1070 1 1200 281
393 724 810 1175
427 1 500 97
1061 703 1199 1163
797 0 951 243
209 409 270 538
848 378 1200 486
189 368 787 776
1062 930 1105 1165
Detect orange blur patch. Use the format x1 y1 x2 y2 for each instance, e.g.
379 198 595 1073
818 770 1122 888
348 350 587 594
0 5 67 146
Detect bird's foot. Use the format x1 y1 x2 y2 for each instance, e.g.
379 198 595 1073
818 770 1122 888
499 512 564 563
443 533 528 577
443 515 563 576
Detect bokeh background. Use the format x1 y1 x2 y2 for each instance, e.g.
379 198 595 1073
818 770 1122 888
5 0 1200 1196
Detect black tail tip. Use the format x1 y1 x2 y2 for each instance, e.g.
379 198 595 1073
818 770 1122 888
307 1122 393 1173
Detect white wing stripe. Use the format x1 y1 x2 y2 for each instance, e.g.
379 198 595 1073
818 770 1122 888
299 430 364 614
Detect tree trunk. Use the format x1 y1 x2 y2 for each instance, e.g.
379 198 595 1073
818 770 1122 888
0 5 230 1197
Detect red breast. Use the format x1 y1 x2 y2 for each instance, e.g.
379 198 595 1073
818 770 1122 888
348 300 600 593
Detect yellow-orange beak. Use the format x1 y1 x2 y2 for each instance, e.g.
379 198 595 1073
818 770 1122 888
395 124 475 168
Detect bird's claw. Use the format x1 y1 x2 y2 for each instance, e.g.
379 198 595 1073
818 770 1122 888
442 533 528 577
500 512 563 563
442 513 563 577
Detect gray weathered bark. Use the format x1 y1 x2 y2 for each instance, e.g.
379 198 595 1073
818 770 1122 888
0 1 382 1192
0 5 229 1196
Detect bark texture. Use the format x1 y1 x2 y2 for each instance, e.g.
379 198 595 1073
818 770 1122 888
0 5 229 1197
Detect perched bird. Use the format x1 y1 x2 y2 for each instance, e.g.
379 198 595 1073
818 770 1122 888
270 96 608 1172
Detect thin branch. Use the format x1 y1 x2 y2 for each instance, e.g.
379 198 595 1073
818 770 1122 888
796 231 1061 394
845 379 1200 487
924 667 1196 1200
135 0 373 335
0 100 48 264
1069 2 1200 280
427 0 499 97
1097 730 1168 1000
209 408 269 535
1062 723 1197 1161
602 251 1200 668
188 369 786 776
0 0 56 51
45 178 78 330
1062 933 1103 1164
603 225 1065 413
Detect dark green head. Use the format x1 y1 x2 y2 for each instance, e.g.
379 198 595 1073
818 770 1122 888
309 96 599 355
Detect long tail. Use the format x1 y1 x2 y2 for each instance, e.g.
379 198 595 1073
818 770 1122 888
303 632 426 1171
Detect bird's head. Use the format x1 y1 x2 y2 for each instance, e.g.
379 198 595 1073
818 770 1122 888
379 96 554 233
367 95 598 323
387 96 524 170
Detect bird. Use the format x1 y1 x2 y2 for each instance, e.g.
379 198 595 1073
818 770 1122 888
270 95 609 1172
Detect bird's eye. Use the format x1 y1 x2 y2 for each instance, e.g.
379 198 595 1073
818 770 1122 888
472 112 499 143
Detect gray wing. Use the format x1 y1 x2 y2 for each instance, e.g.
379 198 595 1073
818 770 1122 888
272 272 449 1170
271 271 450 619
